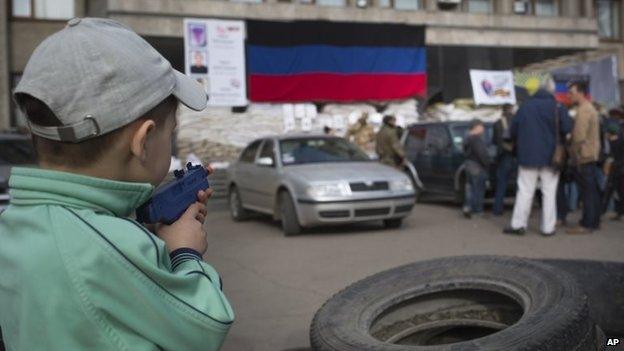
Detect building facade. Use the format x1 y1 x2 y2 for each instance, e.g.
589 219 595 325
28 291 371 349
1 0 623 130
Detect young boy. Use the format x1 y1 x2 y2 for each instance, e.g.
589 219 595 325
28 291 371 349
0 18 234 351
462 119 491 218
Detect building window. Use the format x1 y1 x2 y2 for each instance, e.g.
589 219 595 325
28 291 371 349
512 0 559 16
11 0 75 19
533 0 558 16
316 0 346 6
11 0 31 17
597 0 621 39
378 0 422 9
392 0 421 10
466 0 492 13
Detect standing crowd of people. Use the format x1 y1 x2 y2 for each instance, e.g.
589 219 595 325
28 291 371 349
328 83 623 236
464 79 624 236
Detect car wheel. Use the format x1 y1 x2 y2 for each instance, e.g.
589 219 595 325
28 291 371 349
279 191 302 236
310 256 596 351
383 218 403 229
229 186 249 221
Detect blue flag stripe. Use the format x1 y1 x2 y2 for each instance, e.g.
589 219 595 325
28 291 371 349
248 45 427 75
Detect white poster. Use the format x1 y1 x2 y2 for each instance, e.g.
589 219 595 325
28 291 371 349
301 116 313 132
469 70 516 105
282 104 296 133
294 104 306 119
184 18 247 106
305 104 317 119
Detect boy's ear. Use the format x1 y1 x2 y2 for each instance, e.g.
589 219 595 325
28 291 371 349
130 119 156 161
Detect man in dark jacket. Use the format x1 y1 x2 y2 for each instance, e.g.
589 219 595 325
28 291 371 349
492 104 515 215
504 85 573 236
462 119 491 218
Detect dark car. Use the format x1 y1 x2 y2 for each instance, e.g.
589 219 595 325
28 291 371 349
0 133 37 212
403 121 516 203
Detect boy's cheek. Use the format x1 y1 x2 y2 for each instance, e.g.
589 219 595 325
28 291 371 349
156 136 173 183
146 132 173 186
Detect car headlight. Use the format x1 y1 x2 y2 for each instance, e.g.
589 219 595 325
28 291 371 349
391 178 414 192
307 183 352 198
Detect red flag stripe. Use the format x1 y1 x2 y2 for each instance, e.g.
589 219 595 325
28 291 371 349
249 73 427 102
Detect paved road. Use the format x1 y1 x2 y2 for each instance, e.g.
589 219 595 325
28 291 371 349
203 200 624 351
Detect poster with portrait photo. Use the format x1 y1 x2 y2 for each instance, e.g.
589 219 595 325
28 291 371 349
184 18 247 106
188 50 208 74
470 69 517 105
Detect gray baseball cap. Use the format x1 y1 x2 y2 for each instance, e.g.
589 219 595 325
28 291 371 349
14 17 207 143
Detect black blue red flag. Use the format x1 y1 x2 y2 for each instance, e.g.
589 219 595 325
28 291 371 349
246 20 427 102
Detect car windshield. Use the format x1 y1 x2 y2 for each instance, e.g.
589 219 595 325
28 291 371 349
280 138 370 165
0 139 37 165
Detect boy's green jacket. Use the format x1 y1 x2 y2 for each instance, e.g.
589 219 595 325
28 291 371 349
0 167 234 351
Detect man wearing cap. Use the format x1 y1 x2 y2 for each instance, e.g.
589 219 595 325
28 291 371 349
0 18 234 351
503 80 573 236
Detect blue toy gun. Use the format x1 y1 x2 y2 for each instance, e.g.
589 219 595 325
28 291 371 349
136 162 209 224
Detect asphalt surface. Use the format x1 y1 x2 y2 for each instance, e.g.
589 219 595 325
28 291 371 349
203 199 624 351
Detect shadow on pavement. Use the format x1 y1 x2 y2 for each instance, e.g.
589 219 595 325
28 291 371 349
250 214 390 237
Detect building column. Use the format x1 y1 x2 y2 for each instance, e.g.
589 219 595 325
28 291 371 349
425 0 437 11
583 0 594 18
0 1 11 131
561 0 580 17
498 0 514 15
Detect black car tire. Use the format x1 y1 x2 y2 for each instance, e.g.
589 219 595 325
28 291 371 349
539 259 624 337
383 218 403 229
229 185 249 222
310 256 596 351
279 191 302 236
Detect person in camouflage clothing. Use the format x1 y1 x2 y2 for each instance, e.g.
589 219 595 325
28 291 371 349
375 115 405 169
346 112 375 153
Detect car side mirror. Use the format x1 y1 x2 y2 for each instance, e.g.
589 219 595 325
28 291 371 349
256 157 274 167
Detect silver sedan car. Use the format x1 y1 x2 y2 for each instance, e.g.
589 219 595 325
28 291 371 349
227 135 415 235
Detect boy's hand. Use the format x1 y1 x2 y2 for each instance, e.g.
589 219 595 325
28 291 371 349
156 202 208 254
155 167 213 254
